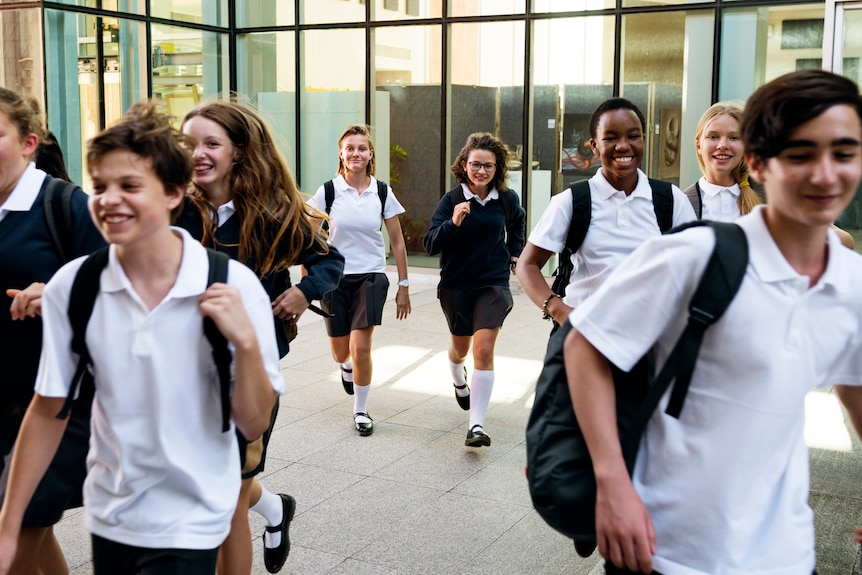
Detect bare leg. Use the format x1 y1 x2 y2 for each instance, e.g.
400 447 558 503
217 477 255 575
12 526 69 575
37 528 69 575
349 327 375 387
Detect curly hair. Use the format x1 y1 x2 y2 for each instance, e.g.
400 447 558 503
695 101 761 215
336 124 376 177
450 132 511 192
183 101 329 277
87 100 191 223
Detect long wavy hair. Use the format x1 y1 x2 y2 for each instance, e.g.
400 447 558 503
695 101 761 215
183 101 329 277
450 132 511 192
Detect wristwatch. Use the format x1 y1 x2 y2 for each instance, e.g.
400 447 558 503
397 279 410 288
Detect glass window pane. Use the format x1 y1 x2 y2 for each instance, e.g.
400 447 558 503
151 0 227 27
449 20 524 215
300 29 365 191
45 9 148 187
0 8 43 99
622 11 714 189
152 24 229 123
719 4 823 102
237 0 294 27
451 0 525 17
301 0 364 25
374 25 442 259
237 31 297 174
532 0 614 12
837 8 862 85
374 0 441 20
36 0 145 14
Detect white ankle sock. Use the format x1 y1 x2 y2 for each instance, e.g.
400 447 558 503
469 369 494 428
251 488 284 548
448 359 468 397
341 360 354 382
353 383 370 415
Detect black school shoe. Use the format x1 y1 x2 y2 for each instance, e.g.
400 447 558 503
465 424 491 447
453 367 470 410
263 493 296 574
341 366 354 395
354 412 373 436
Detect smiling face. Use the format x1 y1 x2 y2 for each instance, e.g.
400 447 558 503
0 110 38 202
697 113 744 187
182 115 238 200
339 134 374 176
591 108 645 193
88 149 183 249
748 104 862 231
461 148 497 193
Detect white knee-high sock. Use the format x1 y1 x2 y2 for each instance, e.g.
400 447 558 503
353 383 370 416
469 369 494 428
251 485 284 547
341 360 354 382
448 359 468 396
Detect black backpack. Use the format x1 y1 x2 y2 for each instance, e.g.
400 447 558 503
56 247 234 433
682 181 703 219
323 179 388 231
42 176 80 264
526 220 748 557
550 179 673 297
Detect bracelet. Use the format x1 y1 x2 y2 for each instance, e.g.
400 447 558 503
542 293 562 321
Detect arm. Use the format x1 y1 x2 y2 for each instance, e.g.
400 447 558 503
833 385 862 544
0 395 69 575
422 194 461 256
506 191 527 259
515 243 573 325
199 283 277 440
271 242 345 320
565 329 656 572
385 215 411 320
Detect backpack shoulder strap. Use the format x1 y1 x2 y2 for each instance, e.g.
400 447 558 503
647 178 674 233
682 182 703 219
451 186 466 206
203 248 232 433
43 176 78 264
324 180 335 215
566 180 592 255
377 180 388 222
57 246 110 420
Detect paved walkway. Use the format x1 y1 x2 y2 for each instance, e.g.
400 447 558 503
55 266 862 574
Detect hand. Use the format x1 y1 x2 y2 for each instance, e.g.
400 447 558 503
546 296 573 326
7 283 46 320
595 476 656 573
509 256 518 273
271 286 310 323
452 200 471 227
199 283 256 349
395 287 411 320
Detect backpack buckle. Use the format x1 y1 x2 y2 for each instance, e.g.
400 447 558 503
688 306 715 327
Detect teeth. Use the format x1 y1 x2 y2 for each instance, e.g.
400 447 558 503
105 215 129 223
616 157 633 164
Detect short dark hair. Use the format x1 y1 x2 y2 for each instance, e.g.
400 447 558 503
742 70 862 160
88 100 192 222
450 132 511 192
589 98 646 139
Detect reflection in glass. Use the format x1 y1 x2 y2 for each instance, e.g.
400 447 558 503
151 0 227 27
237 0 294 27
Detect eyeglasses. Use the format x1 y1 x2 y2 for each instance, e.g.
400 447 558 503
467 161 497 172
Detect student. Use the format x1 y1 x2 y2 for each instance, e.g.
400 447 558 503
423 132 525 447
179 101 344 575
0 87 105 575
565 69 862 575
308 124 411 437
515 98 696 326
683 101 762 221
0 101 283 575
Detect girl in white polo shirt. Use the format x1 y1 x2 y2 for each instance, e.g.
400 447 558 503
0 101 283 575
309 124 411 437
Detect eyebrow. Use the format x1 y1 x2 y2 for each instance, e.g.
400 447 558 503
781 137 861 149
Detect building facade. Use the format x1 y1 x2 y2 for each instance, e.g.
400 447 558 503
5 0 861 257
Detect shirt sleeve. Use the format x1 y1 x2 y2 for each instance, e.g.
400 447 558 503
383 185 406 219
422 192 458 256
294 243 345 302
505 190 527 258
35 259 84 398
526 188 574 253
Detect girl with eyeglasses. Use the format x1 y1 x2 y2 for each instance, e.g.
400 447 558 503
423 132 525 447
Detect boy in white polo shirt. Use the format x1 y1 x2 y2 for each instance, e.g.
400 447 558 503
516 98 696 326
565 70 862 575
0 101 283 575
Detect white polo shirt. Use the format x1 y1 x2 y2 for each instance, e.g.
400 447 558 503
698 176 742 222
527 169 696 308
36 227 284 550
0 163 47 223
308 175 405 275
570 206 862 575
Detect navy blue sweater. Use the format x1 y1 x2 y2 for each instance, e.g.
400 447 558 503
423 187 526 291
0 179 105 397
176 200 345 357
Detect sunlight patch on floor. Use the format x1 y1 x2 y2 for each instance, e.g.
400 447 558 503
805 389 853 452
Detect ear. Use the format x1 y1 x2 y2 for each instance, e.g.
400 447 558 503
22 133 39 157
589 138 598 152
165 184 185 211
745 152 765 183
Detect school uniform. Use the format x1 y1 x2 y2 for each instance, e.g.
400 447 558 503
688 176 743 222
308 175 405 336
35 228 284 552
527 168 695 308
569 205 862 575
0 163 105 526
